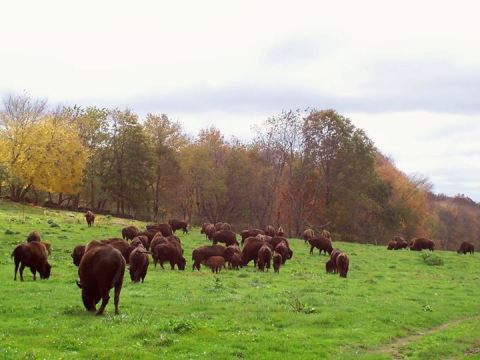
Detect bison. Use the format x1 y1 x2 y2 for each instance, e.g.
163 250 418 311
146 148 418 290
192 245 227 271
85 210 95 227
230 253 243 270
72 245 86 266
273 253 282 273
12 242 51 281
129 245 149 283
212 230 238 246
303 229 315 243
241 237 273 266
131 235 149 249
150 233 168 253
168 219 189 234
27 231 41 243
387 240 397 250
277 226 285 237
146 223 173 237
257 245 272 271
336 252 349 278
240 229 264 244
225 245 241 267
152 241 186 270
274 240 292 264
326 249 342 273
100 239 135 264
308 237 333 255
410 238 435 251
122 226 139 241
203 256 226 273
265 225 276 237
457 241 474 254
77 245 125 315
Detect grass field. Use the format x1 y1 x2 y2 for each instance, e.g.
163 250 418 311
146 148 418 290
0 200 479 359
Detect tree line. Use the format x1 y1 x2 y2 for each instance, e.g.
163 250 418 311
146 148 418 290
0 94 477 250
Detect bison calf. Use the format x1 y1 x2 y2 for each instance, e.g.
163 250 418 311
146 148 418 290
273 253 282 273
336 252 349 278
203 256 226 273
257 245 272 271
129 245 149 283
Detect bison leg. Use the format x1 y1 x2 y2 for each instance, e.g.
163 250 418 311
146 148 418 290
170 260 175 270
31 268 37 281
310 246 314 255
114 282 122 315
96 294 110 316
19 264 26 281
13 260 20 281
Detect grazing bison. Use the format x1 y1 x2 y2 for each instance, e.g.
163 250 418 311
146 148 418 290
122 226 139 241
266 236 289 249
391 236 408 250
241 237 273 266
101 239 135 264
146 223 173 237
212 230 238 246
336 252 349 278
168 219 189 234
152 241 186 270
230 253 243 270
326 249 342 273
27 231 41 243
277 226 285 237
72 245 86 266
192 245 227 271
129 245 149 283
85 211 95 227
139 230 159 243
149 233 168 253
410 238 435 251
257 245 272 271
265 225 276 237
273 253 282 273
12 242 51 281
220 223 232 231
274 241 292 264
308 237 333 255
77 245 125 315
225 245 241 267
457 241 474 254
387 241 397 250
303 229 315 243
240 229 265 244
131 235 149 249
203 256 226 273
204 224 216 240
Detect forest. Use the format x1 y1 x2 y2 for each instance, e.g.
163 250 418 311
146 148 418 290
0 94 478 250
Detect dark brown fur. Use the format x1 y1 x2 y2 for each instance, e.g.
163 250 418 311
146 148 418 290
326 249 342 273
85 211 95 227
457 241 474 254
12 242 51 281
265 225 276 237
72 245 86 266
303 229 315 243
336 252 349 278
122 226 139 241
192 245 227 271
128 245 149 283
410 238 435 251
77 245 125 315
212 230 238 246
146 223 173 237
230 253 243 270
152 241 186 270
149 233 168 253
241 237 273 266
168 219 189 234
27 231 41 243
387 240 397 250
274 240 292 264
203 256 226 273
100 239 135 264
131 235 149 249
273 253 282 273
257 245 272 271
308 237 333 255
240 229 265 244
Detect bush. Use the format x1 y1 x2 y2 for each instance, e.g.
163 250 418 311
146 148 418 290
4 229 14 235
288 295 316 314
420 252 444 266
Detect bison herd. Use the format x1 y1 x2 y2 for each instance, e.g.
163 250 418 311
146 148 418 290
9 211 476 316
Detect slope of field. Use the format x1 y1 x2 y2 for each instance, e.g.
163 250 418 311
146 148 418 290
0 201 479 359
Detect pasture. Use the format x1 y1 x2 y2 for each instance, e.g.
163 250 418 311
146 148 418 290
0 201 479 359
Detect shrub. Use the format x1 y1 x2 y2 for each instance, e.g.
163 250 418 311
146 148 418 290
4 229 14 235
420 252 444 266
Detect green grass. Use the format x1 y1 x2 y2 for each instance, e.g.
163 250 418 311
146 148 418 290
0 200 479 359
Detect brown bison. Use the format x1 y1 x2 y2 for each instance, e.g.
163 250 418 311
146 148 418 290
212 230 238 246
273 253 282 273
220 223 232 231
410 238 435 251
392 236 408 249
308 237 333 255
457 241 474 254
274 240 292 264
139 229 159 243
241 237 273 266
303 229 315 243
131 235 149 249
72 245 86 266
277 226 285 237
214 222 224 231
85 210 95 227
152 241 186 270
336 252 349 278
146 223 173 237
240 229 265 244
203 256 226 273
257 245 272 271
122 226 139 241
225 245 241 267
77 245 125 315
201 223 214 239
100 239 135 264
27 231 41 243
192 245 227 271
326 249 342 273
387 241 397 250
150 233 168 253
129 245 149 283
230 253 243 270
12 242 51 281
168 219 189 234
321 229 332 241
265 225 276 237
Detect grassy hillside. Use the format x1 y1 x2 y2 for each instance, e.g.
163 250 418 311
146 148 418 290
0 201 479 359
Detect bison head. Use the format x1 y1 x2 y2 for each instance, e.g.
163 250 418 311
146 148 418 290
39 262 51 279
178 257 186 270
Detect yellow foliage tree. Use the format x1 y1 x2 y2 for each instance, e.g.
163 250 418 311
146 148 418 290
0 116 88 196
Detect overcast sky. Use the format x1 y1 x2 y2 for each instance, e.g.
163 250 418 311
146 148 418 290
1 0 479 200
